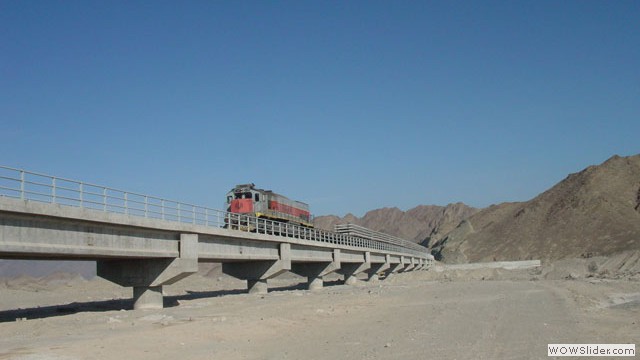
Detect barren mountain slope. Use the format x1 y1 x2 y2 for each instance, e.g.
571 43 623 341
314 203 477 244
433 154 640 263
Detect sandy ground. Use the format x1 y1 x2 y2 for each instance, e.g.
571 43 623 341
0 265 638 360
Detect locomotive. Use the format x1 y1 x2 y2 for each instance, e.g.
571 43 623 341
225 183 313 228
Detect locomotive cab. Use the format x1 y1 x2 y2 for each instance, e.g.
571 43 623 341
226 184 261 214
225 183 313 228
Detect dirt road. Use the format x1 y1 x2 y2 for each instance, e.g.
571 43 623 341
0 270 638 359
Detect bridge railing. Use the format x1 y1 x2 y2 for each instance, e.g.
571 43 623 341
0 166 428 258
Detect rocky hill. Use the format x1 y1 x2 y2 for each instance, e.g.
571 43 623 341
432 154 640 263
314 203 478 245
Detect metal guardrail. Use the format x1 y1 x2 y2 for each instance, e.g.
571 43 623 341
0 165 428 257
335 223 417 249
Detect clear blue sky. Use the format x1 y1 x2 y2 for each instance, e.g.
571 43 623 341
1 1 638 217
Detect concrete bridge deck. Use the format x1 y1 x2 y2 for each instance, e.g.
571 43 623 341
0 166 432 309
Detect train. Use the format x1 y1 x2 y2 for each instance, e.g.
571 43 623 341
225 183 313 228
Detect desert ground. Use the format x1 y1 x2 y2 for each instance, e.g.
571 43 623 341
0 262 638 360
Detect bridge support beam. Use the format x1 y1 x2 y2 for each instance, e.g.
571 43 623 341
396 256 411 273
222 243 291 294
402 257 416 272
133 286 163 310
367 254 391 281
423 258 433 270
383 261 406 279
291 249 341 290
338 252 371 285
97 234 198 310
410 257 418 271
414 259 424 270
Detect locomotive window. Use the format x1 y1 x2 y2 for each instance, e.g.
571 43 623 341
244 192 252 199
255 193 260 202
227 196 232 203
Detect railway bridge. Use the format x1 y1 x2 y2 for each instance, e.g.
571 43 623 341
0 166 432 309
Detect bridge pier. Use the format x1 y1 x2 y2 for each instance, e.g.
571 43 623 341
308 276 324 290
133 286 163 310
403 257 416 272
382 261 406 279
339 252 371 285
414 258 424 270
97 234 199 310
222 243 291 294
291 249 341 290
247 279 268 294
367 254 391 281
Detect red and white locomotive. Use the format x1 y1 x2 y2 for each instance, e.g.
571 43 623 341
225 183 313 228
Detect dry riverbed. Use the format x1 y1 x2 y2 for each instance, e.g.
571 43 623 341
1 265 638 359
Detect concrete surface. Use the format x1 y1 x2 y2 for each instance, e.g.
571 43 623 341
0 197 431 308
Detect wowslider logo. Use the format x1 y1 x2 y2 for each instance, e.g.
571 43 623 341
548 344 635 357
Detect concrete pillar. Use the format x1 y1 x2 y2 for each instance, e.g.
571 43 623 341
339 252 370 285
308 277 324 290
97 234 198 310
222 243 291 294
247 279 268 294
291 249 340 290
133 286 163 310
367 262 391 281
396 256 412 272
367 254 391 281
404 258 416 272
344 274 358 285
382 262 405 279
423 257 434 270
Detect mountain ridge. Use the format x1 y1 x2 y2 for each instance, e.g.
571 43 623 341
314 202 478 245
431 154 640 263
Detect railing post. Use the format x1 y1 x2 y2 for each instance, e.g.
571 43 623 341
192 206 196 224
51 177 56 203
20 170 24 200
161 199 165 220
205 208 209 226
124 192 128 215
79 183 84 207
177 203 181 222
144 196 148 218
